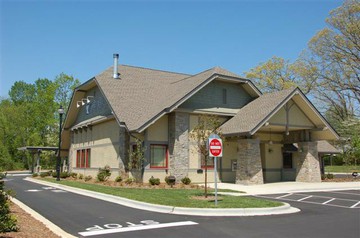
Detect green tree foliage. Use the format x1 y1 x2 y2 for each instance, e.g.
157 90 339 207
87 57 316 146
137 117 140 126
0 73 80 171
245 0 360 165
304 0 360 120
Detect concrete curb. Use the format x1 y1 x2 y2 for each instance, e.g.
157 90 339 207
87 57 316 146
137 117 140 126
25 178 300 217
10 196 77 238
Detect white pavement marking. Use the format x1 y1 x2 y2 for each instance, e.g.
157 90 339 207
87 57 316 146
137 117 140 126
276 193 292 199
350 201 360 208
323 190 360 196
78 221 198 237
26 189 42 192
42 187 56 190
297 196 313 201
322 198 336 204
51 190 67 193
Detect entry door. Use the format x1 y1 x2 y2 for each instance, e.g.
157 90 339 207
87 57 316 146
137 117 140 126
282 152 296 181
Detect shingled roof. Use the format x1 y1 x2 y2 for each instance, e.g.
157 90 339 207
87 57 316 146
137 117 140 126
221 88 339 140
221 88 296 136
94 65 259 132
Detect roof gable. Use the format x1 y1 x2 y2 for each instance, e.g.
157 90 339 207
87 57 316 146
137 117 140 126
95 65 261 132
221 88 339 140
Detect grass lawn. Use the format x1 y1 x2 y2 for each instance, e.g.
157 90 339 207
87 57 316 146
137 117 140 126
325 165 360 173
41 178 282 208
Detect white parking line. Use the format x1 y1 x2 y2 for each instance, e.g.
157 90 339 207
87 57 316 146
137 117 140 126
323 190 360 196
350 201 360 208
276 193 292 199
297 196 312 201
322 198 336 204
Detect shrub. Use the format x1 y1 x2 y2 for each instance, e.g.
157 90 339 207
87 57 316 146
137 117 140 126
149 176 160 186
326 173 334 179
115 176 122 182
84 175 92 182
51 172 57 178
125 177 135 185
32 173 38 177
40 172 49 178
0 172 7 179
181 176 191 185
0 181 19 232
70 172 78 179
60 172 70 178
78 174 84 180
165 176 176 186
97 165 111 182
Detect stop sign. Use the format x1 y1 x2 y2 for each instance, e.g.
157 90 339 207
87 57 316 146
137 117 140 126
209 138 223 157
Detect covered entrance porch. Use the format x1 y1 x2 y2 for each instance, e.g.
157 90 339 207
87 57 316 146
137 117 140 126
220 88 339 185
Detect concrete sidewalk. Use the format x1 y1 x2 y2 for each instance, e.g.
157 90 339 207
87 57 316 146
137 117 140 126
207 181 360 196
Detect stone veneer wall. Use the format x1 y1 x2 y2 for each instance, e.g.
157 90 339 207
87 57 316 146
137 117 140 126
295 141 321 182
236 138 264 185
168 112 189 181
118 126 130 177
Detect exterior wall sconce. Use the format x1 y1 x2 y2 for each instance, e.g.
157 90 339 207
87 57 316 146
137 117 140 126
86 96 94 103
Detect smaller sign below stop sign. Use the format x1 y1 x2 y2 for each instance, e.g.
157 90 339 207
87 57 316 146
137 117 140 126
208 138 223 157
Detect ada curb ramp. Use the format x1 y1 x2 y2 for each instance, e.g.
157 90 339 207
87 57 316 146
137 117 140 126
26 177 300 216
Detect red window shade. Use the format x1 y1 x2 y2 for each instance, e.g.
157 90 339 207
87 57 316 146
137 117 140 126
86 149 91 168
81 149 85 168
76 150 80 168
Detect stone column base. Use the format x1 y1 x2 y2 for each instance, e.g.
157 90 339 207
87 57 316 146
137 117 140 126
236 138 264 185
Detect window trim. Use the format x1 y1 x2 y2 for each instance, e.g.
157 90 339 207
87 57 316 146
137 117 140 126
150 144 168 169
75 149 91 168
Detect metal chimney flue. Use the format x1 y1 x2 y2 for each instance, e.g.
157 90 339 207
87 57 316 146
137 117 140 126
113 53 120 79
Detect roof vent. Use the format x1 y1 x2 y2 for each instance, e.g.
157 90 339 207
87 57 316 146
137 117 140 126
113 53 120 79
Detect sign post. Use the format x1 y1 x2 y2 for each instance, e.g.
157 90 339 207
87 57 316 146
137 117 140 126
208 135 223 206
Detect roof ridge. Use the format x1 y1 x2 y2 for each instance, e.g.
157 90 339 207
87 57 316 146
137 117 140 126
120 64 192 76
170 67 216 84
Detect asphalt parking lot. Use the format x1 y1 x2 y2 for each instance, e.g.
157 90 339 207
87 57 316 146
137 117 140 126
255 189 360 209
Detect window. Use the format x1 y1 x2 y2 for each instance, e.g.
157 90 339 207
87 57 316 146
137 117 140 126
76 149 91 168
150 145 168 168
201 155 214 168
283 152 293 169
222 89 227 104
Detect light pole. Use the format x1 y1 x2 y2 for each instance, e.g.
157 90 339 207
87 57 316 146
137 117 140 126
57 105 64 181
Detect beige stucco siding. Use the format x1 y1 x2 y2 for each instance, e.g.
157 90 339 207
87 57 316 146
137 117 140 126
221 140 237 182
71 119 120 169
269 103 314 128
147 115 168 141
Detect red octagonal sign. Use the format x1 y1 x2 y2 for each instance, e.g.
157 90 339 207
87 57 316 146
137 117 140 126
209 138 223 157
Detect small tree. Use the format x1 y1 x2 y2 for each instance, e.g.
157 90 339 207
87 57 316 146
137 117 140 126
128 139 146 170
190 115 223 197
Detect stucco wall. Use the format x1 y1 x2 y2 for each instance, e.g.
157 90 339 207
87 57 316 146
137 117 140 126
70 119 120 171
269 102 314 128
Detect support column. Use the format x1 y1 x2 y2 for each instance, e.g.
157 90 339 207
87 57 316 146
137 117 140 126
295 141 321 182
118 126 130 177
168 112 189 182
236 138 264 185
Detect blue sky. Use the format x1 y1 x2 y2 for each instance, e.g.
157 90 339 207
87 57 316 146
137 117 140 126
0 0 342 98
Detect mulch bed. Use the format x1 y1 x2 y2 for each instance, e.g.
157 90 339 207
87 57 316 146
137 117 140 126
0 202 60 238
322 177 359 182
